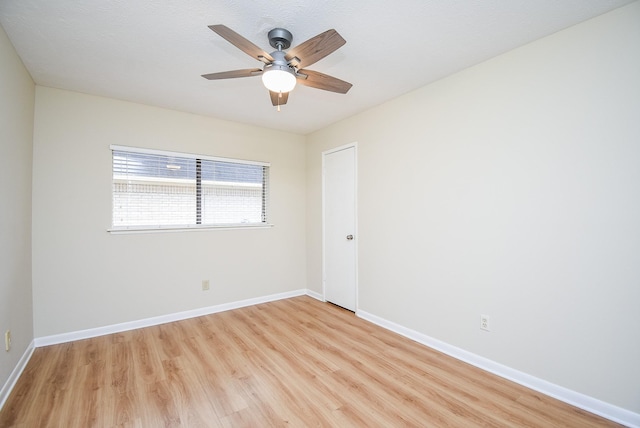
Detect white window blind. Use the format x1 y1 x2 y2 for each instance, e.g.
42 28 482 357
111 145 270 230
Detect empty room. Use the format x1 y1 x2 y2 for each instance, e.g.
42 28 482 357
1 1 639 426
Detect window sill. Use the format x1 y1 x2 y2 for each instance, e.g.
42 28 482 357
108 223 274 234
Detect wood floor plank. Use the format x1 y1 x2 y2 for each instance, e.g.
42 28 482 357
0 296 621 427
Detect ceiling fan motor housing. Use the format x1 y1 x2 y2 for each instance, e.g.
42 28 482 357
269 50 291 67
262 50 297 93
268 28 293 50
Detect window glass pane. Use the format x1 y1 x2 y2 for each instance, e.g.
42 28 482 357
201 160 265 224
113 151 197 227
112 148 269 229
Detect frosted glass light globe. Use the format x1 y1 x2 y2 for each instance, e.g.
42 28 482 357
262 66 296 93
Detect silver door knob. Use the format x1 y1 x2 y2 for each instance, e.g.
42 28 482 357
346 235 354 240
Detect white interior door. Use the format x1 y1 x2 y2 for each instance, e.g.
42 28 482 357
323 145 357 311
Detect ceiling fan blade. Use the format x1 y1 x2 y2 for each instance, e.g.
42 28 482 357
269 91 289 106
297 69 352 94
201 69 262 80
208 25 274 63
285 29 346 68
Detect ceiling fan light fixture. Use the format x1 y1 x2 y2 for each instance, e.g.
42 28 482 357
203 25 351 107
262 64 296 93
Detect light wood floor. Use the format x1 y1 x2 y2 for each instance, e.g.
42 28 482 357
0 296 620 427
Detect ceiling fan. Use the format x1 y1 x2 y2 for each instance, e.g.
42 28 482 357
202 25 352 110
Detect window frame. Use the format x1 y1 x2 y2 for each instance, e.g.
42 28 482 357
109 145 272 233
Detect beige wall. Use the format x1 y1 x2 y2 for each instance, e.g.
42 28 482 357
0 25 35 388
32 87 307 337
307 2 640 413
4 0 640 419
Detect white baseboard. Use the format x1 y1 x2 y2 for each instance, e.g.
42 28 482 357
35 289 308 347
305 289 324 301
0 340 35 412
356 309 639 428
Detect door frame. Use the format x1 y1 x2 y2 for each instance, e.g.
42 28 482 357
322 142 358 311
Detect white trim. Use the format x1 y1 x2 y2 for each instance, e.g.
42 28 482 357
0 340 35 412
321 153 326 302
35 289 306 347
110 144 270 167
321 142 359 311
322 142 358 156
108 223 274 234
357 309 640 428
305 289 325 301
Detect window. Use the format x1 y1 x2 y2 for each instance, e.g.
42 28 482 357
111 145 270 231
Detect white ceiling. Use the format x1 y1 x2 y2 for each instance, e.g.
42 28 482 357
0 0 634 135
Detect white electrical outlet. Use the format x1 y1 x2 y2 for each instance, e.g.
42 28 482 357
202 280 210 291
5 330 11 351
480 315 490 331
